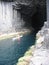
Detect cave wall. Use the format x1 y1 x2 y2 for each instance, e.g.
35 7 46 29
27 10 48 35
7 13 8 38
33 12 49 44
31 0 47 32
13 0 47 32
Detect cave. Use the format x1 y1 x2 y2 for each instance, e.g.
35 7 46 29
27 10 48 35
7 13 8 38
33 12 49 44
13 0 47 33
1 0 47 33
0 0 47 33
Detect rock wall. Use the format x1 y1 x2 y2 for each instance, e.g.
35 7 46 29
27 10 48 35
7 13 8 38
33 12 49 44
13 0 47 32
29 21 49 65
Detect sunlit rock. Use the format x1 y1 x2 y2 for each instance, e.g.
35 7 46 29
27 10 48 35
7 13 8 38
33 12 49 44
29 20 49 65
17 61 28 65
29 49 49 65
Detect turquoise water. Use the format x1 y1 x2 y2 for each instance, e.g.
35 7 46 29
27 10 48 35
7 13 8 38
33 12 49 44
0 33 36 65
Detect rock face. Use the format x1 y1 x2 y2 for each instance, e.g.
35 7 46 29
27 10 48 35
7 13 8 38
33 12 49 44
16 22 49 65
13 0 47 32
29 22 49 65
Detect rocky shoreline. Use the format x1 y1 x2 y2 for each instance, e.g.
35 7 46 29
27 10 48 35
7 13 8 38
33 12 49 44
16 22 49 65
29 22 49 65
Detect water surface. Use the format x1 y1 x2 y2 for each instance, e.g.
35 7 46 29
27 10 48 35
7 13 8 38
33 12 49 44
0 33 36 65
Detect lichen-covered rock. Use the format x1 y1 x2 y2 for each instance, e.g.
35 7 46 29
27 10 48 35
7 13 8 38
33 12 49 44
17 61 28 65
18 56 32 62
16 45 35 65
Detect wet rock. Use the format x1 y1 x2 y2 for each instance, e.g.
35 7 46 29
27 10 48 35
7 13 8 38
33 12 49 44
16 45 35 65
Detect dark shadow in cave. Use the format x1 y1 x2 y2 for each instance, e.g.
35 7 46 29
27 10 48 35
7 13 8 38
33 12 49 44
13 1 47 33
